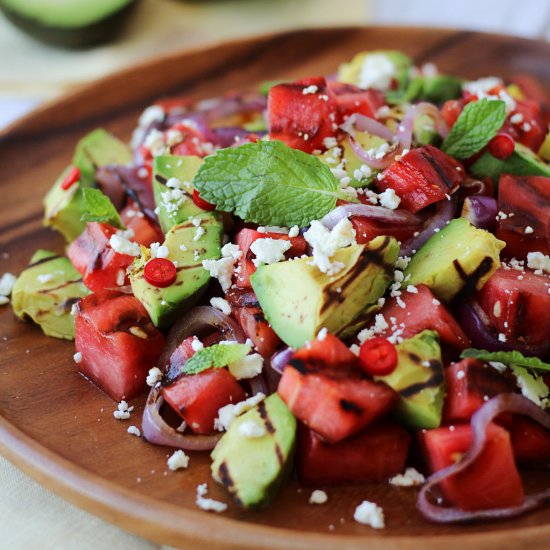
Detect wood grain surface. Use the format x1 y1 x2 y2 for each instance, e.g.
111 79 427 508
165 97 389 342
0 27 549 550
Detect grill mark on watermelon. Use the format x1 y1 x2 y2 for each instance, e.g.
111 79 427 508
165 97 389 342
37 278 83 293
421 151 454 189
258 400 276 434
339 399 364 415
453 256 495 300
399 360 444 398
28 254 62 268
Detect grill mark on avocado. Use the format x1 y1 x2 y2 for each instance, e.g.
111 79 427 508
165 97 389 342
257 400 276 434
453 256 494 300
340 399 363 415
155 174 168 185
60 296 81 313
399 360 444 398
28 254 62 268
37 279 83 293
422 150 455 189
218 462 243 505
176 263 202 272
275 444 284 466
407 352 422 364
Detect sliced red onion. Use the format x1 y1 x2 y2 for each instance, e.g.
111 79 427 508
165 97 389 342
455 301 550 357
142 387 221 450
248 373 269 396
418 393 550 523
160 306 245 383
340 113 395 141
271 347 294 374
212 126 257 147
348 135 401 170
321 203 422 231
461 196 498 231
460 177 488 196
399 196 457 257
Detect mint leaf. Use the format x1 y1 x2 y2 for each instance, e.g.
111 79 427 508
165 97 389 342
80 188 123 228
510 366 549 408
193 140 342 226
460 348 550 372
441 98 506 159
182 343 251 375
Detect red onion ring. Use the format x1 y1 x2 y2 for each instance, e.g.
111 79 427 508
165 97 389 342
321 203 422 231
348 135 401 170
418 393 550 523
340 113 395 141
398 102 449 150
461 196 498 231
141 387 221 450
271 347 294 374
399 196 457 257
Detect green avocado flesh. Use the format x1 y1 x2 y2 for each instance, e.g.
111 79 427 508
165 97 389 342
129 214 223 328
152 155 206 233
376 330 445 429
43 129 132 243
404 218 505 302
470 143 550 180
251 236 399 349
11 250 89 340
211 394 297 509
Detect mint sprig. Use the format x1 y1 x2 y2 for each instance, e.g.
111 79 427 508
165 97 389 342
193 140 346 226
460 348 550 372
441 98 507 159
182 343 251 375
80 188 123 228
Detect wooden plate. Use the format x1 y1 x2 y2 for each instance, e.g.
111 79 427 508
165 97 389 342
1 27 549 550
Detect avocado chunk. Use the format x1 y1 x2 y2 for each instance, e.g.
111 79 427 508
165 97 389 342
11 250 89 340
404 218 504 302
152 155 206 233
211 394 296 509
251 236 398 349
538 131 550 162
470 142 550 179
73 129 132 187
43 167 86 243
129 213 223 328
0 0 139 48
375 330 445 429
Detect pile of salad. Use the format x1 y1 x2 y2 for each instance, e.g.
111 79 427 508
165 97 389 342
2 49 550 528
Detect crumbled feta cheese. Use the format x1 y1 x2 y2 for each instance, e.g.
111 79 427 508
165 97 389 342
378 188 401 210
150 242 170 259
463 77 503 96
489 361 507 373
524 226 534 234
510 113 524 125
220 243 242 260
250 238 292 267
228 353 264 380
127 425 141 437
353 500 385 528
493 301 502 318
357 314 388 343
191 338 204 352
288 225 300 238
138 105 164 128
195 484 227 513
113 400 133 420
167 450 190 470
214 393 266 431
406 285 418 294
165 129 183 146
456 370 466 380
146 367 163 387
238 420 266 439
110 232 141 257
317 327 328 341
304 219 356 275
498 333 507 342
202 257 235 292
389 467 425 487
302 85 318 95
73 352 82 364
527 251 550 274
309 489 328 504
358 53 396 91
143 128 168 157
349 344 360 356
0 273 17 296
210 297 231 315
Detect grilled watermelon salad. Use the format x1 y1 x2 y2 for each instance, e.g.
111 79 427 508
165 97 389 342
3 49 550 526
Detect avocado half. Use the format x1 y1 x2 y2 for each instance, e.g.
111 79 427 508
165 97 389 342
0 0 140 48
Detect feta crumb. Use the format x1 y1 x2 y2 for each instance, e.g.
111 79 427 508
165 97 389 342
498 333 507 342
389 467 425 487
127 425 141 437
150 242 169 259
493 301 502 318
202 257 236 292
228 353 263 380
210 297 232 315
353 500 385 528
317 327 328 341
250 238 291 267
146 367 163 387
527 251 550 274
0 273 17 296
358 53 396 91
191 338 204 352
113 400 134 420
238 420 266 439
167 450 190 470
378 188 401 210
220 243 242 260
349 344 360 356
138 105 164 127
302 85 318 95
214 393 266 431
110 232 141 257
309 489 328 504
406 285 418 294
456 370 466 380
524 226 534 234
288 225 300 238
195 484 227 513
73 352 82 364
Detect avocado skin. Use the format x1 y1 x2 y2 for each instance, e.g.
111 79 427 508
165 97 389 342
0 1 140 48
376 330 445 429
251 237 398 349
11 250 89 340
211 394 297 510
470 143 550 180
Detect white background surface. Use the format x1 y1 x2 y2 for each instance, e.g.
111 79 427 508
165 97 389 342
1 0 549 548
